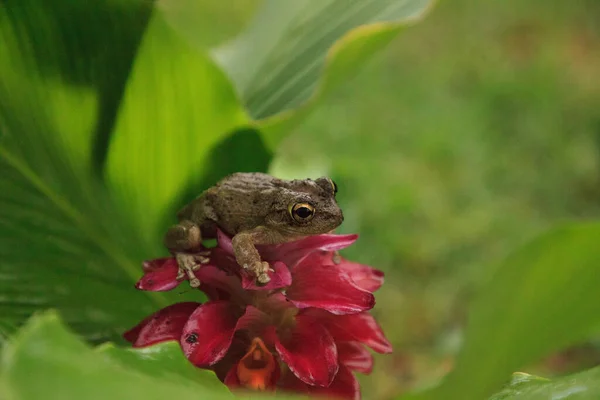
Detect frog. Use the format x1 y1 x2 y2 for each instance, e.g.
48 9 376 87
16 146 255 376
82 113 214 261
163 172 344 287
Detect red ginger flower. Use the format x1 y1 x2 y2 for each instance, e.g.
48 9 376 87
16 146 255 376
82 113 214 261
124 230 391 399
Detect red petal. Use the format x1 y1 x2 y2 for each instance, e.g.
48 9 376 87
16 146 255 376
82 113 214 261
236 305 271 337
262 292 295 314
273 315 338 387
181 301 244 366
281 366 360 400
136 258 181 291
337 260 384 293
215 232 293 290
123 302 200 347
337 342 374 374
241 261 291 290
259 234 359 268
224 364 241 388
216 229 234 254
286 256 375 314
142 257 177 273
211 336 251 382
303 309 392 354
313 365 360 400
194 265 249 303
280 370 310 394
209 247 245 277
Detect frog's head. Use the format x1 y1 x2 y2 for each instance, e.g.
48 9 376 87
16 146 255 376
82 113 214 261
269 176 344 236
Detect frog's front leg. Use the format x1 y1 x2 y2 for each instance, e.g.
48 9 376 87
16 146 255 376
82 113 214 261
231 227 282 285
164 220 208 288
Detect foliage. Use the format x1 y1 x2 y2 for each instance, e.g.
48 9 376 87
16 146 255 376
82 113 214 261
0 311 231 400
1 0 600 399
406 223 600 399
488 369 600 400
0 0 430 344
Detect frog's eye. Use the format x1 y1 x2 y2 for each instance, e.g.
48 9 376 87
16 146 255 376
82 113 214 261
290 203 315 223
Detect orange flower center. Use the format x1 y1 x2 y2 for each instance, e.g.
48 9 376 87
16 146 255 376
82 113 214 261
237 337 276 391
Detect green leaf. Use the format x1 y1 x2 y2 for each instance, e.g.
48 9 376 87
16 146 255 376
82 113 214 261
106 10 249 245
415 223 600 400
211 0 433 147
97 341 223 391
0 0 166 342
0 311 231 400
0 0 152 173
488 369 600 400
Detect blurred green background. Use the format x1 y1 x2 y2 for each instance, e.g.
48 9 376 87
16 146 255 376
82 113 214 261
2 0 600 399
270 0 600 397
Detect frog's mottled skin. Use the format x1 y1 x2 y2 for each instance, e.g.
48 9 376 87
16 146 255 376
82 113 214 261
164 172 343 287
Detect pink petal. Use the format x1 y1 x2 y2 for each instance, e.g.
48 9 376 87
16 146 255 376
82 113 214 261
142 257 177 273
217 228 358 269
180 301 244 366
259 234 359 268
281 366 360 400
216 229 234 254
286 256 375 314
123 302 200 347
273 315 339 387
136 258 181 292
337 342 374 374
303 309 392 354
337 260 385 293
194 265 249 303
241 261 291 290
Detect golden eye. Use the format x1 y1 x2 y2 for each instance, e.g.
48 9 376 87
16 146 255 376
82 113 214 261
290 203 315 222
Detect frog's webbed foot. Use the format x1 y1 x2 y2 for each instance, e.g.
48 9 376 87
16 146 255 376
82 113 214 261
175 252 209 288
246 261 271 285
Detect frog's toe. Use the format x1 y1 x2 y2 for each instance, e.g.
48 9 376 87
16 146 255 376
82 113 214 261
175 253 202 287
248 261 271 284
256 272 271 285
193 251 211 265
332 251 342 264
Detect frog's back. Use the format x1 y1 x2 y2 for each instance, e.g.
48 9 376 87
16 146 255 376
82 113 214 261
217 172 282 193
213 173 283 233
178 172 283 236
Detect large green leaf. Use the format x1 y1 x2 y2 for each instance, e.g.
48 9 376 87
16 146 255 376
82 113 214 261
411 223 600 400
0 0 152 173
0 0 166 342
0 0 275 345
106 10 250 246
488 369 600 400
0 311 231 400
211 0 433 148
97 341 223 390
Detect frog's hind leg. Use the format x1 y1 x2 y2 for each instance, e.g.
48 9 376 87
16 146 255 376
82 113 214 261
164 220 208 288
